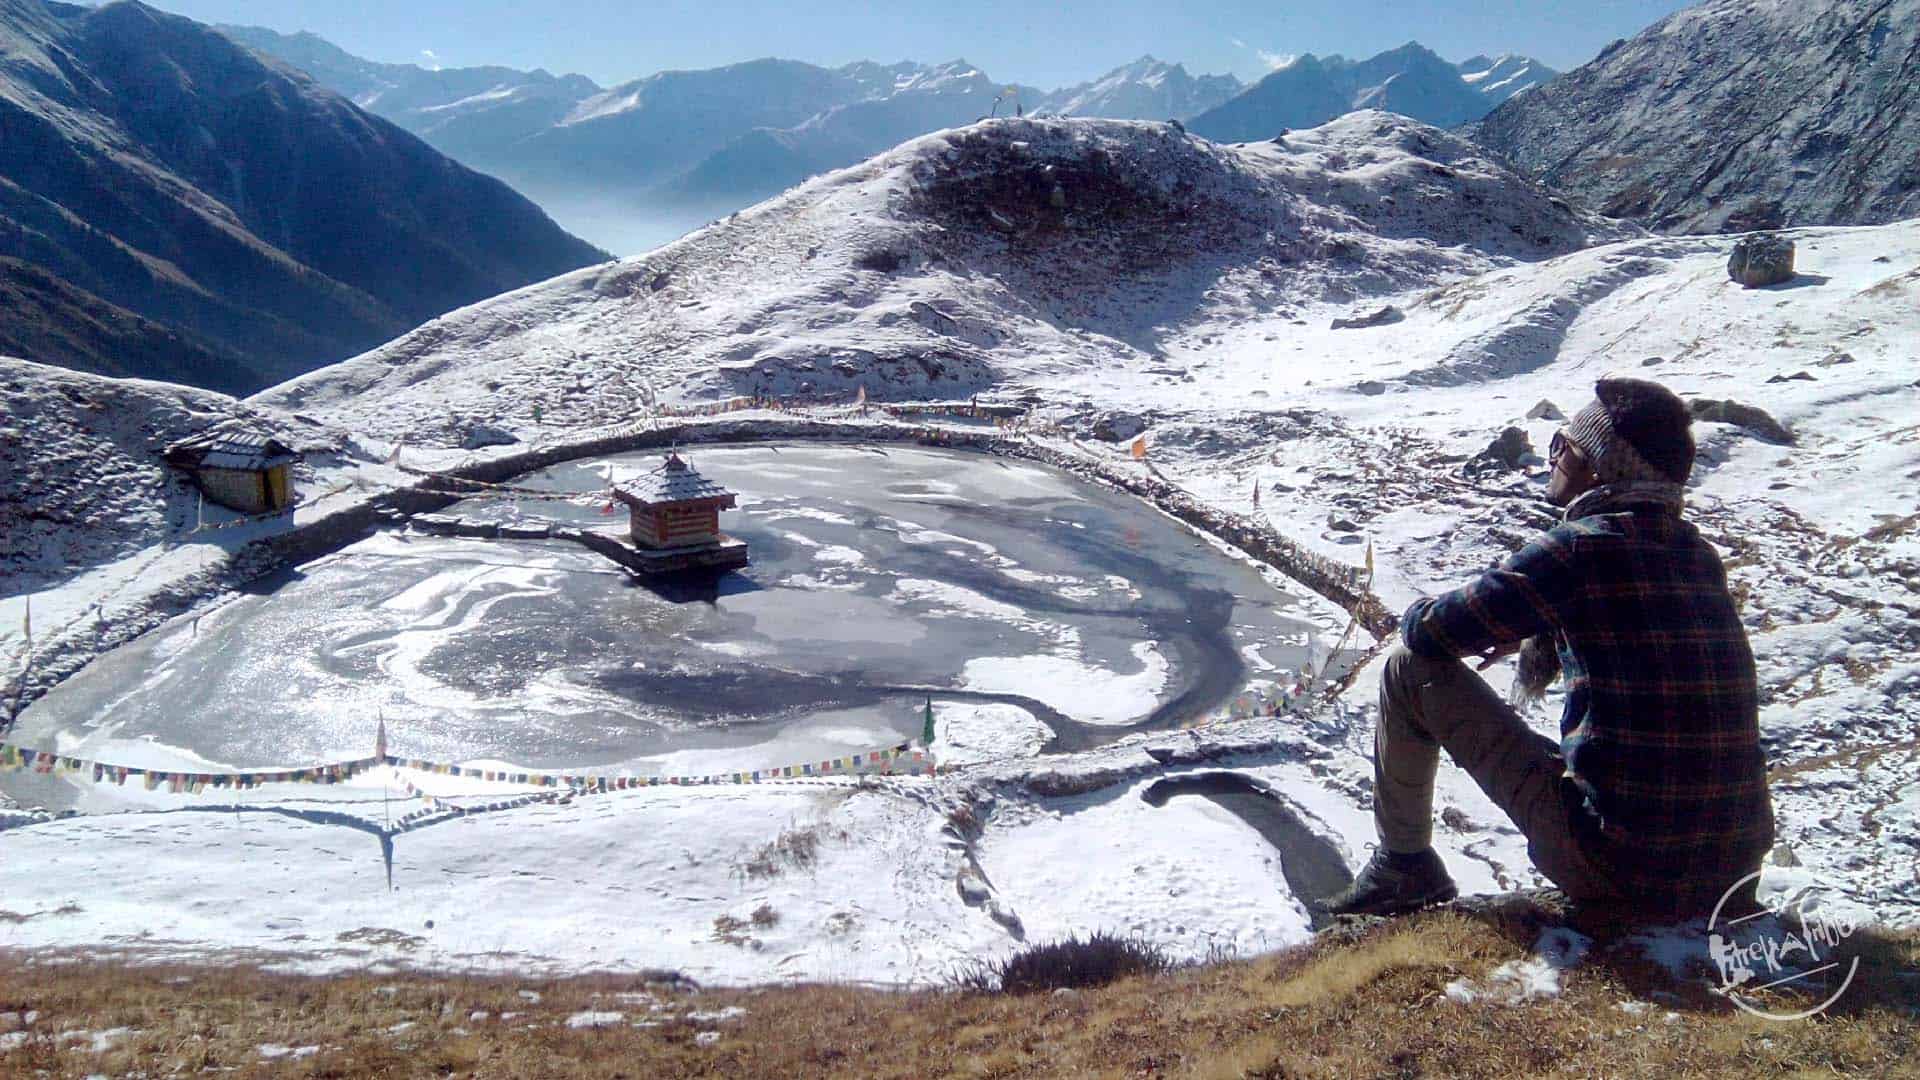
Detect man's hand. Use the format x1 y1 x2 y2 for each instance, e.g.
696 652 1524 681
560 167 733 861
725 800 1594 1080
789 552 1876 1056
1475 640 1523 671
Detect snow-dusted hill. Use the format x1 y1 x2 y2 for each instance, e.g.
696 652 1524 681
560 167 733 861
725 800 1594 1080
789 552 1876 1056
255 113 1630 443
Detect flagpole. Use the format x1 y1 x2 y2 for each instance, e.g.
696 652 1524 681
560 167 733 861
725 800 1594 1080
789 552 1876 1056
378 710 390 834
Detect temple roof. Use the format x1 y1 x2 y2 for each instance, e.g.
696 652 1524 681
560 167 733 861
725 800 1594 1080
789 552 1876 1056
613 453 734 506
163 425 299 472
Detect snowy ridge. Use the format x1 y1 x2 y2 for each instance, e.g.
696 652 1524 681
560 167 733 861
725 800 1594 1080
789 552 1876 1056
1036 56 1243 121
254 113 1629 443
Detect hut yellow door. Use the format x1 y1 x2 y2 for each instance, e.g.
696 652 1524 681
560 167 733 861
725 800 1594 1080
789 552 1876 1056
265 464 291 510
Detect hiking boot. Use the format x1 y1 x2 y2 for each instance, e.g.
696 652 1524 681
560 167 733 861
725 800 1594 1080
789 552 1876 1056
1318 847 1457 917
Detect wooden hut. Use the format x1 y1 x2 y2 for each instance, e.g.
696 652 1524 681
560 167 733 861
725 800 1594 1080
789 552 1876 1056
163 426 300 515
607 453 749 573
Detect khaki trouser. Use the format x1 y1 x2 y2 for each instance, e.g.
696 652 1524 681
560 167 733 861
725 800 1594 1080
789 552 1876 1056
1374 645 1621 903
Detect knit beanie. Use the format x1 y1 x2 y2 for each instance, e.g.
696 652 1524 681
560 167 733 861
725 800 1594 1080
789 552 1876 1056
1561 377 1695 485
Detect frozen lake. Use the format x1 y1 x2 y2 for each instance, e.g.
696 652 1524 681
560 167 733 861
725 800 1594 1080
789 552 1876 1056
6 445 1323 808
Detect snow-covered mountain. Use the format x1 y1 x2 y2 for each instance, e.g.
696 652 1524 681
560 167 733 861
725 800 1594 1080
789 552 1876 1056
1472 0 1920 233
657 61 1050 210
1454 53 1556 105
211 31 1244 253
255 113 1631 441
215 24 601 166
1187 42 1501 143
515 60 875 197
0 0 606 394
1034 56 1242 120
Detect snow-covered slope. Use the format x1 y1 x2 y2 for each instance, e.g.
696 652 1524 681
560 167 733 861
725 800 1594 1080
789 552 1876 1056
1473 0 1920 232
1034 219 1920 926
0 359 338 591
256 113 1630 442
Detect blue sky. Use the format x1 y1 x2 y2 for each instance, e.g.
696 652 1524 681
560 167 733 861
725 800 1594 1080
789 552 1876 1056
150 0 1694 88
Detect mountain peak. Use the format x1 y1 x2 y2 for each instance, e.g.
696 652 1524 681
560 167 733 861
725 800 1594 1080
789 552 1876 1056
1368 40 1449 66
1191 40 1499 141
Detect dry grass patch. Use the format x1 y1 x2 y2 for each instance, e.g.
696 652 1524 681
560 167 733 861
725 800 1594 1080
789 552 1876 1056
1 911 1915 1078
734 820 847 880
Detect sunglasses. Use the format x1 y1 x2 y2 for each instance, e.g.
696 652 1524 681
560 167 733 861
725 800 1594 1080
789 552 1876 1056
1549 430 1584 468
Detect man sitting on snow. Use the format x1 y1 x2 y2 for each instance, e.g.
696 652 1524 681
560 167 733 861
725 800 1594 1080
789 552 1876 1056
1321 376 1773 920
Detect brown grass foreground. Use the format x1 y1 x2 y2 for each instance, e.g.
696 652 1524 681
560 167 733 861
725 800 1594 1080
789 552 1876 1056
1 908 1915 1079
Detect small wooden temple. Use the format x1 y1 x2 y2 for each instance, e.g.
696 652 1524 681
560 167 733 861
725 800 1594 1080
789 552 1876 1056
163 426 300 515
607 452 749 575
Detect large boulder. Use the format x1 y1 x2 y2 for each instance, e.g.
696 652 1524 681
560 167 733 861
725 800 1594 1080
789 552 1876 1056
1330 305 1405 330
462 423 520 450
1467 425 1534 473
1689 398 1795 445
1727 234 1796 288
1089 410 1149 442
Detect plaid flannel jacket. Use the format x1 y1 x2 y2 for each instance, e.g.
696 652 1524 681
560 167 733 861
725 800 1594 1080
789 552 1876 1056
1400 497 1773 912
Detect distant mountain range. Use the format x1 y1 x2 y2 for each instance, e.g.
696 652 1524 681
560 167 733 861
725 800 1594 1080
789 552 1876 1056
0 0 606 394
219 27 1554 254
1472 0 1920 233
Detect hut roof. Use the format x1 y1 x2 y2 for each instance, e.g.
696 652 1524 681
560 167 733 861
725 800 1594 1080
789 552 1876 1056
163 426 300 471
613 453 734 506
